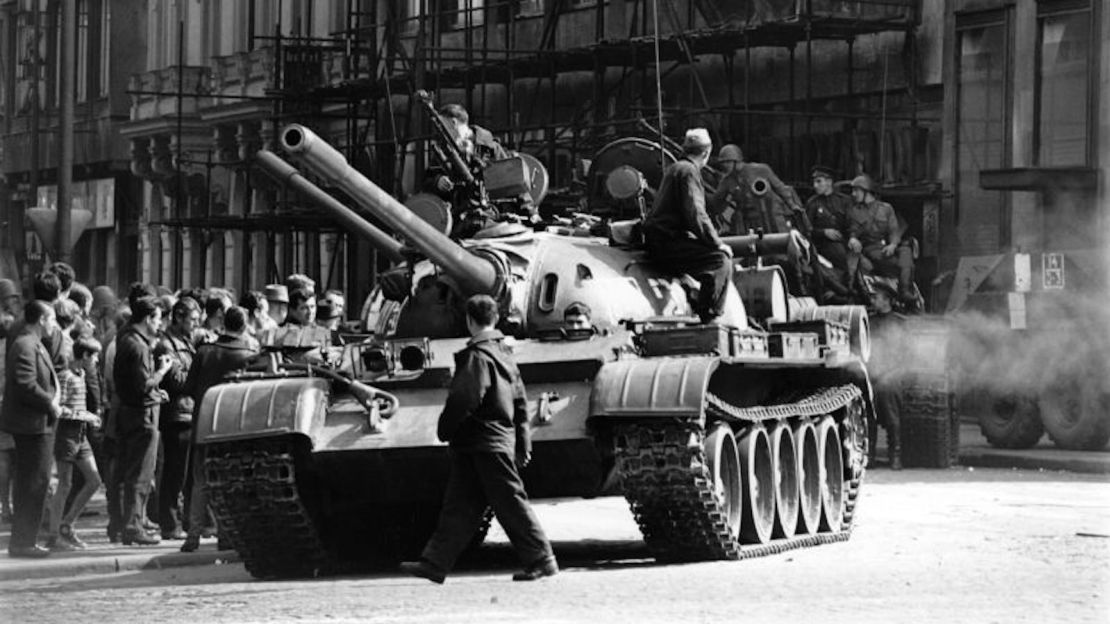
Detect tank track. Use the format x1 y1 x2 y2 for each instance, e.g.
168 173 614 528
614 386 863 562
204 436 333 579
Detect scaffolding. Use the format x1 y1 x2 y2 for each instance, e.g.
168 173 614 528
136 0 939 296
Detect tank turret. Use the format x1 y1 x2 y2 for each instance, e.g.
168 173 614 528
254 150 406 263
279 124 501 298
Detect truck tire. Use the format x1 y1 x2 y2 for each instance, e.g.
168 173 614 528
1039 380 1110 451
978 393 1044 449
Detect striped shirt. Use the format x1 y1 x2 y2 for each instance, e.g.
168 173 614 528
58 367 90 420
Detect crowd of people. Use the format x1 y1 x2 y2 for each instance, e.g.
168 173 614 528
0 263 345 558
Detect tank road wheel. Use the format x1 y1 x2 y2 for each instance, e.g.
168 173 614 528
978 393 1044 449
1039 380 1110 451
737 427 775 545
769 423 799 540
793 421 822 536
705 423 743 540
816 417 845 533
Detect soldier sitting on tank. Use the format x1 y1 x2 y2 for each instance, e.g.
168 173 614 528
428 104 534 238
846 175 916 302
804 165 853 299
708 144 816 297
641 128 733 324
708 144 809 236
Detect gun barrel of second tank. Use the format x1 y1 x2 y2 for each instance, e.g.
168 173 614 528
254 150 405 263
279 124 500 296
721 232 806 261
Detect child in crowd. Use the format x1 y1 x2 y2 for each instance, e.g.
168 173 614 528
46 337 104 550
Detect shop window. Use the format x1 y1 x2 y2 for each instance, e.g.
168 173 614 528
1036 0 1092 167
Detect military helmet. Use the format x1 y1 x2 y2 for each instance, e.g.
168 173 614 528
717 144 744 164
850 174 877 194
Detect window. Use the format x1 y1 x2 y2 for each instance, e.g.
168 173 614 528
98 0 109 97
1036 0 1092 166
955 10 1013 254
76 0 88 102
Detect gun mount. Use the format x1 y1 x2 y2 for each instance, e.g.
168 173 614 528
254 150 406 263
279 124 502 298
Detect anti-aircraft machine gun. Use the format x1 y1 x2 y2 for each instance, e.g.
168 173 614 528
193 125 877 579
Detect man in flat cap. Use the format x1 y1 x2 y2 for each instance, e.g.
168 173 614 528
642 128 733 324
805 165 853 294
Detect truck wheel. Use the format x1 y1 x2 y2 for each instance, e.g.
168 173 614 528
1039 380 1110 451
978 394 1044 449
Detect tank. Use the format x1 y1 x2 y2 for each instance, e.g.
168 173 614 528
193 126 876 579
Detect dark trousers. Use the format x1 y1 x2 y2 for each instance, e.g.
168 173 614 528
118 418 160 534
647 237 733 322
101 436 123 535
874 381 903 457
158 424 191 534
861 245 914 291
9 432 54 550
422 450 552 573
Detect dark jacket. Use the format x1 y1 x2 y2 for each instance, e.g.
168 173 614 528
643 157 722 249
805 191 852 243
183 334 259 412
112 323 162 409
437 329 529 455
155 329 196 427
0 331 58 435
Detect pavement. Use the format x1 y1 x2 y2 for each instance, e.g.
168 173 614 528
1 421 1107 583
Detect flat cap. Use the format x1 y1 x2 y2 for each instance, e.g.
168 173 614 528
810 164 837 180
264 283 289 304
682 128 712 150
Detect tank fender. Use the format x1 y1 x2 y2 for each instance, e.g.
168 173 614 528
588 357 719 421
193 377 330 446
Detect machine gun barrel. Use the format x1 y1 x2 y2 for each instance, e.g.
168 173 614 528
279 124 500 296
416 90 477 186
254 150 405 263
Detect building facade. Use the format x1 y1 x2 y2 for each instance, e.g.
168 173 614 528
5 1 1100 309
0 0 145 292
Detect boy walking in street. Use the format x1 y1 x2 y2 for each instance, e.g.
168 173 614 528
401 295 556 583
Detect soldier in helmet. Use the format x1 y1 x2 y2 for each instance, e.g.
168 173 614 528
708 144 808 236
642 128 734 324
847 175 916 301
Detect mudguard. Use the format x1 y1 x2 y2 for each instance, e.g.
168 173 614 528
589 356 719 421
193 377 330 446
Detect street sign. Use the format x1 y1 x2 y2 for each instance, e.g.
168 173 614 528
1042 253 1065 290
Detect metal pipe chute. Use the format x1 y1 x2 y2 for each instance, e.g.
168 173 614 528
254 150 405 263
279 124 501 297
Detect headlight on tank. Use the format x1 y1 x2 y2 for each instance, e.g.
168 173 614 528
362 346 391 373
392 338 432 372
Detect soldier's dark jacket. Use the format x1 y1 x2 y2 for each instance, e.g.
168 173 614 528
437 329 529 455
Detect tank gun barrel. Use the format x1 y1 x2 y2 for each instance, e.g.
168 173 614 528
721 231 808 262
279 124 500 296
254 150 405 263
